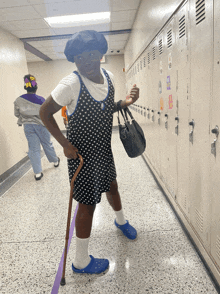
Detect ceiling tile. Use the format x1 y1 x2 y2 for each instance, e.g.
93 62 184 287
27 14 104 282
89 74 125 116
0 21 19 31
13 19 50 30
111 0 141 11
111 10 136 23
0 0 30 9
28 0 80 4
0 6 42 21
12 28 55 38
33 0 111 18
52 23 111 36
111 21 133 31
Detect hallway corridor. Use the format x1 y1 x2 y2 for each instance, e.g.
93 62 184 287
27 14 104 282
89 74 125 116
0 129 218 294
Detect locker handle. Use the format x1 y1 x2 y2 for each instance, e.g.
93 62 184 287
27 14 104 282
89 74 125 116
158 111 161 115
165 114 168 117
152 110 154 112
175 116 179 121
147 108 150 111
189 120 195 127
211 126 219 137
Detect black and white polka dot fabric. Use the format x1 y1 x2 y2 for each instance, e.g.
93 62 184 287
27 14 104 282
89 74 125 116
67 68 117 205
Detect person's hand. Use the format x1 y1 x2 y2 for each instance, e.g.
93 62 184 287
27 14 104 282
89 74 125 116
63 141 78 159
126 84 140 106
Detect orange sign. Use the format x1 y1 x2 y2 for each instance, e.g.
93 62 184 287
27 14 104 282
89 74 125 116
169 95 173 109
160 98 164 110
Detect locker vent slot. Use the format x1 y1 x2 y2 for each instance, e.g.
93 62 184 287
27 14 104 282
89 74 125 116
196 0 206 25
159 39 163 55
152 47 156 60
179 15 186 38
140 59 142 70
167 29 172 48
137 62 139 72
216 236 220 260
148 52 150 64
143 56 146 67
183 196 187 210
195 209 204 233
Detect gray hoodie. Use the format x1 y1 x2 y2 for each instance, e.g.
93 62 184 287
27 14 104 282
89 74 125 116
14 94 45 126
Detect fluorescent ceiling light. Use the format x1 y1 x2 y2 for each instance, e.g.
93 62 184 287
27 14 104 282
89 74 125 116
45 12 110 28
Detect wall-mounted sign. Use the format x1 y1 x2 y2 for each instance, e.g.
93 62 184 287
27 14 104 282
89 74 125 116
160 97 164 110
168 53 172 70
167 76 171 90
169 95 173 109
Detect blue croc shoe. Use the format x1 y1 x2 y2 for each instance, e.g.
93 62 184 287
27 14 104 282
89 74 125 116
115 219 137 240
72 255 109 274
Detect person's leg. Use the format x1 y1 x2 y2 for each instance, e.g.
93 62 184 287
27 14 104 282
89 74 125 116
106 179 137 240
73 203 96 269
23 124 42 175
34 124 58 163
106 179 126 225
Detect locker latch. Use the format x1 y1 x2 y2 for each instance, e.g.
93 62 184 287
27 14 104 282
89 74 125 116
211 126 219 157
165 114 168 129
189 119 195 144
158 111 161 125
152 110 154 122
147 108 150 119
175 116 179 135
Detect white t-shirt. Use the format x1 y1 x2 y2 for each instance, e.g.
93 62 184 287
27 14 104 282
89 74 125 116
51 68 115 115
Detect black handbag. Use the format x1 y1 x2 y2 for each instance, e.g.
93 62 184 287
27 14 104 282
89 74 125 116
117 105 146 158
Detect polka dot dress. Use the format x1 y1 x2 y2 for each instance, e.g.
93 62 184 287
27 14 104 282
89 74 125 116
66 69 117 205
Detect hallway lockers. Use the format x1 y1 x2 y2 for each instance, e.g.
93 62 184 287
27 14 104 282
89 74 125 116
125 0 220 285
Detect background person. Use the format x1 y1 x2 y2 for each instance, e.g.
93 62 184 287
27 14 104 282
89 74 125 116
40 30 139 274
14 74 60 181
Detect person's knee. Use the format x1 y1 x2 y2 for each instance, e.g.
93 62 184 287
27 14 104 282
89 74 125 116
78 203 96 217
110 179 118 194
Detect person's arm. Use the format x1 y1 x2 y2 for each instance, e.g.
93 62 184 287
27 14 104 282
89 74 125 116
14 101 20 118
113 84 140 113
39 95 78 159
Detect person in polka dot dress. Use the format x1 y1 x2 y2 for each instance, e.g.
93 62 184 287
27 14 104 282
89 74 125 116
40 30 140 275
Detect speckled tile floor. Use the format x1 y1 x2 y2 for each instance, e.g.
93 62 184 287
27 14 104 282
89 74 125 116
0 130 219 294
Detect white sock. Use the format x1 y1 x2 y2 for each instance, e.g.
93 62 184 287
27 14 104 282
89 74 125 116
115 209 126 225
73 236 91 269
35 173 41 177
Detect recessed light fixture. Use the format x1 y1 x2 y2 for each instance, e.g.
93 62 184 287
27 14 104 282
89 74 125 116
44 12 111 28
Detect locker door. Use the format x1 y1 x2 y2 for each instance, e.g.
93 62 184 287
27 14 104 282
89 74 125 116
154 32 165 178
189 0 213 249
210 0 220 272
144 44 156 162
175 1 190 218
150 39 160 168
160 17 177 199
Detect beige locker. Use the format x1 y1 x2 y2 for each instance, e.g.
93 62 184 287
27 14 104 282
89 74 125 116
174 1 190 218
159 18 178 200
188 0 213 249
149 39 161 169
210 0 220 272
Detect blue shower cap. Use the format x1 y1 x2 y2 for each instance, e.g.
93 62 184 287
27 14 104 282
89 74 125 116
64 30 108 63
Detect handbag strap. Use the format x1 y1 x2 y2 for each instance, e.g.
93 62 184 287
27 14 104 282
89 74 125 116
124 107 134 120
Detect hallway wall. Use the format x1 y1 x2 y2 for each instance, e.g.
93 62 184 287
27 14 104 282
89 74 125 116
0 27 29 176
